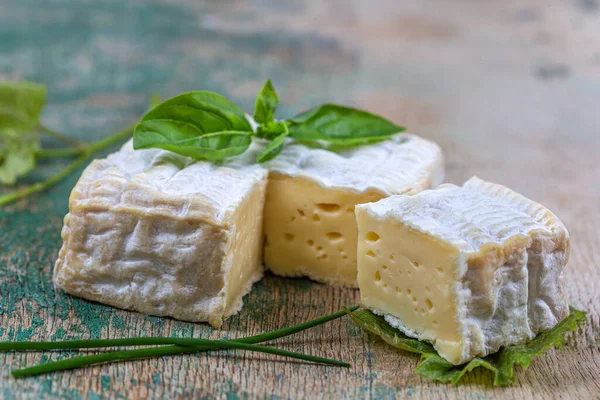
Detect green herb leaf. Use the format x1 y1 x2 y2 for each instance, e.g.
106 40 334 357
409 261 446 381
134 120 252 160
134 91 253 160
288 104 404 146
347 307 586 386
254 79 279 125
257 132 287 163
0 129 39 185
256 120 287 140
0 81 47 131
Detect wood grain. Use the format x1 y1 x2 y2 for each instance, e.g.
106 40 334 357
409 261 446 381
1 0 599 398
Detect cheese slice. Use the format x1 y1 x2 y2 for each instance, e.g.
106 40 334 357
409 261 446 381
355 176 569 364
263 134 444 287
53 141 268 328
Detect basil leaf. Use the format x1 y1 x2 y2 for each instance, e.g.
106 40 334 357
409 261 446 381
257 132 287 163
134 119 251 161
256 120 287 140
0 81 47 131
134 91 254 160
254 79 279 125
347 307 586 386
288 104 404 145
138 91 252 135
0 129 39 185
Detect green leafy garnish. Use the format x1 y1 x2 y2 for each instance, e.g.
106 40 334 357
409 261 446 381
1 78 404 203
0 81 47 131
254 79 279 125
346 307 586 386
133 80 405 163
0 129 39 185
0 80 145 206
288 104 405 145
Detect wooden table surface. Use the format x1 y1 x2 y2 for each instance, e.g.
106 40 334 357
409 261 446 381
1 1 599 399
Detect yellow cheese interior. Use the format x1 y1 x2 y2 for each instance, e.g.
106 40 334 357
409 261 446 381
222 182 266 322
356 209 464 362
263 173 384 286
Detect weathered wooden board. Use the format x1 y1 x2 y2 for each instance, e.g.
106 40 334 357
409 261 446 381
0 0 599 399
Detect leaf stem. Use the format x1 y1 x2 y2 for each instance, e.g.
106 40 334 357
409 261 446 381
0 152 91 207
39 125 84 149
1 123 135 206
87 122 136 153
36 148 82 158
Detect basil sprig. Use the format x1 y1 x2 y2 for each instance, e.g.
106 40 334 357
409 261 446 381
133 80 405 163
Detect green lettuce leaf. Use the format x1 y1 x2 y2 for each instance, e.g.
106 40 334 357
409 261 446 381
346 307 586 386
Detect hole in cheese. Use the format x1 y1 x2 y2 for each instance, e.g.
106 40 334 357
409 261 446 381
326 232 343 241
346 207 354 213
436 266 444 273
307 240 314 246
389 254 395 261
366 250 376 258
366 231 380 242
382 283 388 288
313 214 321 221
407 288 412 295
381 265 388 269
374 270 381 281
297 209 305 216
317 246 323 251
395 286 401 293
284 233 295 241
316 203 341 213
425 298 434 310
412 261 419 268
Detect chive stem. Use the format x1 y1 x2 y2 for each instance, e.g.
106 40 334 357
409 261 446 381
1 306 358 351
11 340 349 378
7 307 357 377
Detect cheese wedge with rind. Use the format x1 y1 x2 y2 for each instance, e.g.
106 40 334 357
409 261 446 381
54 142 267 328
356 176 569 364
263 134 444 287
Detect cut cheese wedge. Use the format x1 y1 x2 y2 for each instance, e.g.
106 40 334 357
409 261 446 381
355 177 570 364
263 134 444 287
54 133 443 325
54 141 267 328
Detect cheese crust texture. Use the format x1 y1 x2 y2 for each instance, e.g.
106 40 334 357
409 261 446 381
263 134 444 287
54 142 267 328
356 177 569 364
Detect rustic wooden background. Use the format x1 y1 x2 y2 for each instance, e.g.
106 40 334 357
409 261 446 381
1 0 599 399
